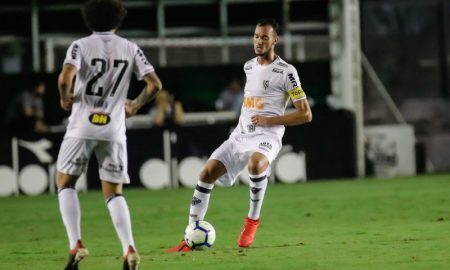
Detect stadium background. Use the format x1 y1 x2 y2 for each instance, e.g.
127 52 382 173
0 1 450 270
1 0 449 196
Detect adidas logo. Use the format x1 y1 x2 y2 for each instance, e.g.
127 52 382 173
191 196 202 206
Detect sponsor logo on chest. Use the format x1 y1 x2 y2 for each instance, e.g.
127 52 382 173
243 96 265 110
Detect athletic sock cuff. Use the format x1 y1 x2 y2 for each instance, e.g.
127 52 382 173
105 193 124 204
249 172 267 182
57 186 76 193
197 181 214 190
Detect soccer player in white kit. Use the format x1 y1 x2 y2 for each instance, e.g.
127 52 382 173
167 18 312 252
56 1 162 269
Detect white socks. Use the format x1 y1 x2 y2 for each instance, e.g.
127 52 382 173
189 181 214 223
58 188 81 250
106 195 136 256
248 172 268 220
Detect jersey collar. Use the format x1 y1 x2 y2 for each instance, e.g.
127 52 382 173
256 55 279 66
93 31 115 35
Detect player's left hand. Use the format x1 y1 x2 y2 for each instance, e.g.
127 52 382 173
60 94 74 111
125 99 138 118
251 114 271 126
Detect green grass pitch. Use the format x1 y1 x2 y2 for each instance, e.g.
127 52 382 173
1 174 449 269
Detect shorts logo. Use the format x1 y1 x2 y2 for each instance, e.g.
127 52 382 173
70 157 88 166
89 113 110 126
263 80 270 90
247 124 256 133
191 196 202 206
259 142 272 151
288 73 298 88
104 163 123 173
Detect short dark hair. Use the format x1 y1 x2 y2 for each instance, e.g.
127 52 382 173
257 18 279 35
82 0 127 32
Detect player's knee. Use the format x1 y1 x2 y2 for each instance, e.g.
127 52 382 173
56 172 78 189
247 158 268 175
199 169 216 184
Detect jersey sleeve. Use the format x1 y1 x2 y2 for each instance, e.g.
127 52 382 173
284 65 306 102
132 44 155 80
63 41 82 69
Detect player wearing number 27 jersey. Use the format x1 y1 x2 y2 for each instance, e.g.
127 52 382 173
63 31 153 141
55 1 162 269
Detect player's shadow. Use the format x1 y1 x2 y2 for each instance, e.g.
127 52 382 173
237 242 305 251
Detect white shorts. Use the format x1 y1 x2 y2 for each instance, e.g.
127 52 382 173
56 136 130 184
210 132 281 186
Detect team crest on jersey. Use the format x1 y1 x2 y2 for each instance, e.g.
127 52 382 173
263 80 270 90
89 113 111 126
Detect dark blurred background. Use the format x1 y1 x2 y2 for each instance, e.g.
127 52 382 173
0 0 449 189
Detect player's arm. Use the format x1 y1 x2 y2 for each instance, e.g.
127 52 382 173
251 98 312 127
58 64 77 111
125 72 162 118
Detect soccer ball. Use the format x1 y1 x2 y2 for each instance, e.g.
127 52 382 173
184 220 216 249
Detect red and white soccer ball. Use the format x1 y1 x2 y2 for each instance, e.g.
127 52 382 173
184 220 216 249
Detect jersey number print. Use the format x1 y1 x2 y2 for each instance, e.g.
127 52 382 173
86 58 129 97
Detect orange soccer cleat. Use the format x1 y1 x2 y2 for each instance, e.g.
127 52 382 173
166 240 193 253
238 217 260 247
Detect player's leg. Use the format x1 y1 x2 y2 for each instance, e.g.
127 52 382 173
97 140 139 269
189 159 226 223
56 137 91 269
57 172 82 251
102 181 139 270
238 152 269 247
57 172 88 270
247 152 269 220
166 159 226 252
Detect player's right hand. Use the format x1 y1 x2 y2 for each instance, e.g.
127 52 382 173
125 99 138 118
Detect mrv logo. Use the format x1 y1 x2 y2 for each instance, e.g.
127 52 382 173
288 73 298 88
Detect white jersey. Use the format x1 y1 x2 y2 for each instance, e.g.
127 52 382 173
233 56 307 138
63 31 154 142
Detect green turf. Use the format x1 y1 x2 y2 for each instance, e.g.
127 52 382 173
1 174 449 270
